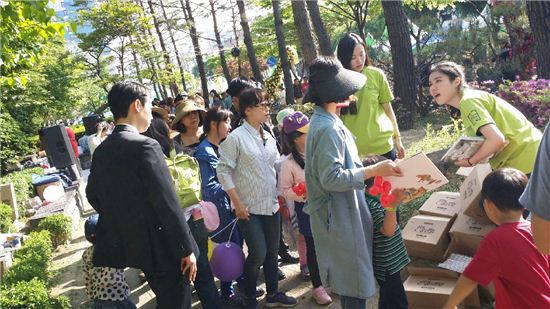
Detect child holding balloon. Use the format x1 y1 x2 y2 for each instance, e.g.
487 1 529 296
362 155 410 309
278 111 333 305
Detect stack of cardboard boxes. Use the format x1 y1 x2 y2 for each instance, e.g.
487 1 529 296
402 164 497 308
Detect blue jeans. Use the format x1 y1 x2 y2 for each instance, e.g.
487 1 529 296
377 271 408 309
237 213 280 299
188 218 221 309
340 296 366 309
381 148 397 161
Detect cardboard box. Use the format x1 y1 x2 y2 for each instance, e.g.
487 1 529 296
446 212 496 257
419 191 461 218
460 163 492 224
402 215 453 261
405 267 480 308
450 211 496 238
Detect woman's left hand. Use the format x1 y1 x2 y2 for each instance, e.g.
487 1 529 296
395 138 405 159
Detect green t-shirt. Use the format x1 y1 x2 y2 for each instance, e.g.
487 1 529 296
460 89 542 174
342 66 395 157
365 195 410 281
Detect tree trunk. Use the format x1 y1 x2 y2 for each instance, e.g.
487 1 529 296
230 2 242 76
306 0 332 56
135 0 168 98
237 0 263 83
159 0 187 92
147 0 178 96
272 1 294 105
291 0 318 70
181 0 209 101
526 1 550 79
210 0 231 84
382 0 416 130
129 37 143 83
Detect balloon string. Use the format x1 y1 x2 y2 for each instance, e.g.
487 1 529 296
227 218 238 245
208 218 238 242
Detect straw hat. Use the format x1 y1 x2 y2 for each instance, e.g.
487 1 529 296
171 100 206 127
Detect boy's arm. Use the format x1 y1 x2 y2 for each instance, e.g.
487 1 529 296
379 189 405 237
443 275 478 309
379 210 397 237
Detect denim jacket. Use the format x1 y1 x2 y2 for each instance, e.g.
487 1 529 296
194 138 238 243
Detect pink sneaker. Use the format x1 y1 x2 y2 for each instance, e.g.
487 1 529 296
312 286 332 305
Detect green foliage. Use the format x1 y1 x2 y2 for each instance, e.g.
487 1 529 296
0 278 70 309
3 231 53 286
0 203 13 233
0 102 33 172
2 39 100 137
0 0 66 90
251 2 297 59
38 214 72 248
0 167 44 215
407 118 464 157
77 0 151 87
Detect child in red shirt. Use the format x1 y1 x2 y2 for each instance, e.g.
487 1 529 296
444 168 550 309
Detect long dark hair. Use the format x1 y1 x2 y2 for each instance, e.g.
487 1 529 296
283 130 305 169
337 33 372 70
143 118 173 157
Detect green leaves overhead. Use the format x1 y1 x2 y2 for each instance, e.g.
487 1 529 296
0 0 66 89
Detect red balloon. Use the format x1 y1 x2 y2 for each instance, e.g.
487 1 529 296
374 176 383 187
382 181 392 194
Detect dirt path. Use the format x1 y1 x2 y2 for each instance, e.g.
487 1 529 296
46 126 435 308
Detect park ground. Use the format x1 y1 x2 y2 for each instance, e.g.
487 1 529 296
49 128 427 308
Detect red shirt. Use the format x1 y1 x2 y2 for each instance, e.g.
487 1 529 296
65 127 79 158
463 221 550 308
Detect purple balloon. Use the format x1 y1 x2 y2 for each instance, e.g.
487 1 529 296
210 242 245 281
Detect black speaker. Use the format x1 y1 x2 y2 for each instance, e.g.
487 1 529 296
83 115 100 136
42 124 78 169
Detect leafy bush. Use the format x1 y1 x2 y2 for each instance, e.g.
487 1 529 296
495 79 550 129
0 167 44 216
407 118 464 157
37 214 72 248
0 202 13 233
2 230 53 286
0 104 33 172
0 278 70 309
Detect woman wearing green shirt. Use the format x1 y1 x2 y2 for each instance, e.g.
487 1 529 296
428 61 542 174
337 33 405 160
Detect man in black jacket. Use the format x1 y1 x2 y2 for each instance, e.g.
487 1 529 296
86 81 198 308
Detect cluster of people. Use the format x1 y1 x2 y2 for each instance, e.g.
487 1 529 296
83 31 549 309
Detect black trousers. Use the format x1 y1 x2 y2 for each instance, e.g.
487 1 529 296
376 271 408 309
304 236 322 288
144 268 191 309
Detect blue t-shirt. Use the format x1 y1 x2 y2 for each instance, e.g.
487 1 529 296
520 125 550 220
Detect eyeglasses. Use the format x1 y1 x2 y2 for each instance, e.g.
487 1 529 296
254 101 270 109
